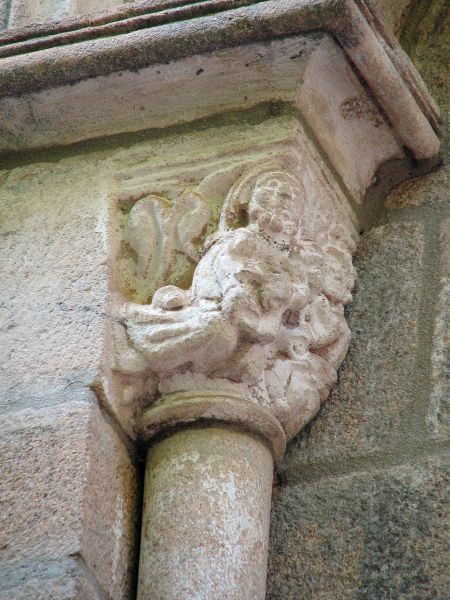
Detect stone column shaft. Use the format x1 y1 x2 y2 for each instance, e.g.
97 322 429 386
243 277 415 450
137 426 274 600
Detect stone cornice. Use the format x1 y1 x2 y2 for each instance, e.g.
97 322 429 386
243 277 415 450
0 0 441 161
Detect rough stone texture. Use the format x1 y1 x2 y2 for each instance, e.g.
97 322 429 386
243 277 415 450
281 223 424 469
103 110 357 435
0 559 105 600
6 0 72 29
123 163 356 443
297 35 402 202
138 426 273 600
0 36 316 151
0 401 139 600
267 456 450 600
0 156 109 413
384 0 450 439
428 218 450 439
267 3 449 596
377 0 413 35
385 0 449 212
0 151 144 598
400 0 449 120
0 3 446 600
0 0 417 38
0 2 440 168
3 0 129 29
385 166 449 209
0 152 141 599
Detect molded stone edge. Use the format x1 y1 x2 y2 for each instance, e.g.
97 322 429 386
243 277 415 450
139 394 287 463
0 0 441 161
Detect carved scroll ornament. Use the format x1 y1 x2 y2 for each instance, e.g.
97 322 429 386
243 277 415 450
122 165 356 453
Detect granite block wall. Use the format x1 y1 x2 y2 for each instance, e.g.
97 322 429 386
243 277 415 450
266 1 449 597
0 157 141 599
0 1 447 598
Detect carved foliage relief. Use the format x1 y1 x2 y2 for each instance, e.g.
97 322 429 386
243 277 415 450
117 188 213 304
113 158 356 441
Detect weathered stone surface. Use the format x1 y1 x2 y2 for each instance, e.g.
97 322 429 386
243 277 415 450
0 401 139 600
103 111 358 434
4 0 126 29
282 223 424 468
381 0 450 443
400 0 449 116
383 0 449 217
267 456 449 600
0 558 104 600
297 35 403 202
376 0 413 35
0 7 445 600
0 157 109 412
428 218 450 439
6 0 70 29
122 163 356 443
385 165 449 209
81 404 139 599
0 36 317 151
138 426 273 600
0 1 440 167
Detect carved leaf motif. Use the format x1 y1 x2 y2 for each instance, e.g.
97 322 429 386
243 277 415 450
121 190 213 303
124 195 172 303
172 191 212 261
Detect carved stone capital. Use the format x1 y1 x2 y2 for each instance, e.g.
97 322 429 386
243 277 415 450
112 160 356 457
75 0 441 466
